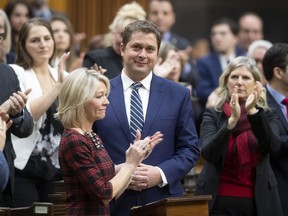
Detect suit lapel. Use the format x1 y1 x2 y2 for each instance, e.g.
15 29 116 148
109 76 131 141
142 75 165 137
266 88 288 131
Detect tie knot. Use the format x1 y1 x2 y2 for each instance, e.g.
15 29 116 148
132 82 142 91
282 98 288 106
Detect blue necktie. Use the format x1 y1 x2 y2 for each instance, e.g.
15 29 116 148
130 82 144 141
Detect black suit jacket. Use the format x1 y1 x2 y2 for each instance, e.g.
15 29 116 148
266 88 288 216
83 46 123 79
196 108 283 216
0 63 33 204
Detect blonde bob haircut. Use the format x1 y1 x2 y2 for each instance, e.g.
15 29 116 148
55 68 110 128
215 56 268 111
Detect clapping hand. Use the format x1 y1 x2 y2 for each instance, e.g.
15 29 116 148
57 52 70 83
153 50 180 78
245 81 261 114
0 88 32 117
91 63 107 75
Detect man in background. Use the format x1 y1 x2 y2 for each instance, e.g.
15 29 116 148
262 43 288 216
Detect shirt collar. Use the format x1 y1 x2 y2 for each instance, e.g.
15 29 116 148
121 69 152 91
267 83 286 105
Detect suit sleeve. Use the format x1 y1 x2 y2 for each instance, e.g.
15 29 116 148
83 52 95 69
248 108 281 154
200 109 231 163
8 66 33 138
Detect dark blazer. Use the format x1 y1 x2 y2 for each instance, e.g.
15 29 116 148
196 50 244 110
196 108 283 216
83 46 123 79
266 88 288 216
0 63 33 203
94 74 200 216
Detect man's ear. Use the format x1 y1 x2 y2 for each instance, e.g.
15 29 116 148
273 67 283 80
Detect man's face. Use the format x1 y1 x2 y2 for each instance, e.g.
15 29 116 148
147 1 175 34
0 16 6 62
121 31 158 81
238 15 263 51
211 24 237 54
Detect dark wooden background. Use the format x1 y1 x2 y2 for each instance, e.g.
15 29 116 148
1 0 288 50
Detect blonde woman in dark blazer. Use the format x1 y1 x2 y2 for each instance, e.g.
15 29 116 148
196 56 283 216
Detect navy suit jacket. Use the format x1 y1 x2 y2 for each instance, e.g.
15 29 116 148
266 88 288 216
196 50 244 110
0 63 33 204
94 74 200 216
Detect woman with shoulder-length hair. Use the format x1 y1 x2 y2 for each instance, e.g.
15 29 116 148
55 68 163 215
9 17 69 207
196 56 283 216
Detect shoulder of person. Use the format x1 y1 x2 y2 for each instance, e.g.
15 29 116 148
85 47 113 59
8 64 25 74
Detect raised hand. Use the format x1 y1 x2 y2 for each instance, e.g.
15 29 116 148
245 81 261 114
57 52 70 83
0 88 32 116
153 50 180 78
91 63 107 75
228 85 241 129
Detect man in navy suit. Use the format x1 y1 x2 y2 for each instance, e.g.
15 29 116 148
196 17 243 111
147 0 198 86
262 43 288 216
0 114 9 192
94 20 200 216
0 63 33 206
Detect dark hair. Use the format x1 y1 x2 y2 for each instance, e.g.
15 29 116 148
238 11 263 27
211 17 239 36
50 15 77 71
15 18 56 69
262 43 288 81
148 0 175 12
122 20 161 51
4 1 33 21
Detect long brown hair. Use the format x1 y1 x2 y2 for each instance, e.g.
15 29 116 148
15 18 56 69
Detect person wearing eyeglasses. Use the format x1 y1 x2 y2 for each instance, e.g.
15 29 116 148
0 9 11 63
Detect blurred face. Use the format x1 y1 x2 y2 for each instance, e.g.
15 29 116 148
121 31 158 81
211 24 237 54
238 15 263 51
10 4 30 32
166 50 182 82
112 27 124 55
84 81 109 122
251 46 267 84
51 20 71 54
148 1 175 34
0 16 5 41
0 16 5 61
227 66 256 102
25 25 54 64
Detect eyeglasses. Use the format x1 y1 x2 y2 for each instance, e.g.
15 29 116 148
0 33 6 41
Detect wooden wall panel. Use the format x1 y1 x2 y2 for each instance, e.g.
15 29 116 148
66 0 148 51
